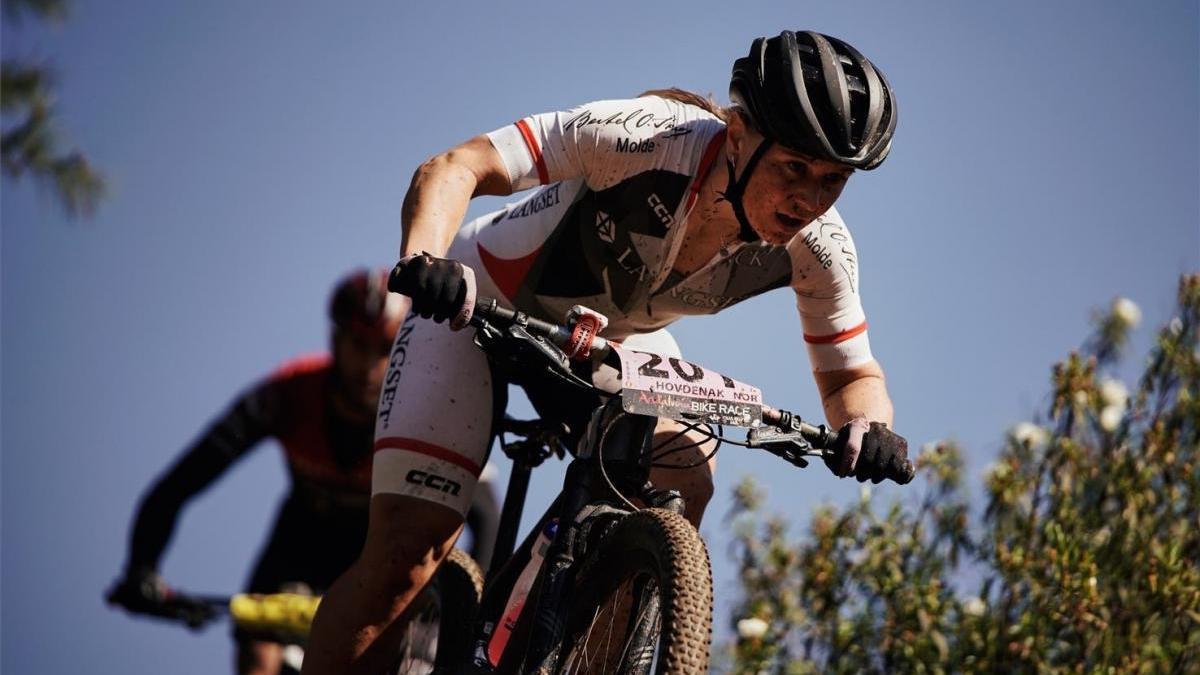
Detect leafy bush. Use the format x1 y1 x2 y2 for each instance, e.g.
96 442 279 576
728 275 1199 674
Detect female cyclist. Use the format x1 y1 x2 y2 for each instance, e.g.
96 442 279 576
303 30 910 675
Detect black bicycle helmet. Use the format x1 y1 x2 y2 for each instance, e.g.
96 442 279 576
729 30 897 170
329 268 403 340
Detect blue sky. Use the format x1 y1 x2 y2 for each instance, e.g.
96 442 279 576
2 2 1197 672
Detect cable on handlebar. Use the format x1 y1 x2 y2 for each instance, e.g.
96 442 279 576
647 421 725 470
596 418 642 513
643 421 713 459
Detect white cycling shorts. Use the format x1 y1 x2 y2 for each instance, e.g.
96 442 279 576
371 239 680 517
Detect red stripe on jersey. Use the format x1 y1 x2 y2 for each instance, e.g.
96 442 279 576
685 130 727 212
515 119 549 185
374 437 482 477
804 321 869 345
477 243 542 301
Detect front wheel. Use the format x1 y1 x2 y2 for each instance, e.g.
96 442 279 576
555 508 712 675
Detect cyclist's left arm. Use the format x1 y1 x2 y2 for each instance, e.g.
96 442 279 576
786 208 894 428
812 360 893 429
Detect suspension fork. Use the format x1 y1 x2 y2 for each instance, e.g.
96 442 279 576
524 399 657 673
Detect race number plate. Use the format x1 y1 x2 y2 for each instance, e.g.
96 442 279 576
610 344 763 427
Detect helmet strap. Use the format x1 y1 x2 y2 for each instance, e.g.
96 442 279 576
719 138 773 243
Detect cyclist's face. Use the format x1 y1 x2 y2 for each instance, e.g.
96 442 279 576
332 328 393 414
729 117 854 245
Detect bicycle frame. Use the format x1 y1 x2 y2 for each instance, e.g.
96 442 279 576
474 397 680 674
450 296 858 673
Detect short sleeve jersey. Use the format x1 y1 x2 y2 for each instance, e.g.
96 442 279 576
472 96 872 372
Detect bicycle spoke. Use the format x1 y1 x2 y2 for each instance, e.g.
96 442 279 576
618 576 661 674
394 589 441 675
562 572 660 675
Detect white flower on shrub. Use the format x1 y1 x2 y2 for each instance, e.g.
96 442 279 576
985 461 1010 481
1098 378 1129 408
1010 422 1048 448
1099 405 1123 432
1112 297 1141 328
1073 390 1091 409
1168 316 1183 336
737 617 769 640
847 547 869 566
962 596 987 617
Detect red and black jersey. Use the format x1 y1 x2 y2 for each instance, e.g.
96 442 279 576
256 354 372 506
124 354 372 575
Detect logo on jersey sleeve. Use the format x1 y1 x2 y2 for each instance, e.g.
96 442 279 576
798 217 859 294
564 107 691 138
615 137 656 153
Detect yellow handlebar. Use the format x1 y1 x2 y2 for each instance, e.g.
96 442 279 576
229 593 321 642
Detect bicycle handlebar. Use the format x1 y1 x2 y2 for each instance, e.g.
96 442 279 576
467 296 915 485
227 592 320 642
470 297 613 358
471 298 818 440
109 585 319 642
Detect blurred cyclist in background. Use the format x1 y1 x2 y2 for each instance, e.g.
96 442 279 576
108 268 500 675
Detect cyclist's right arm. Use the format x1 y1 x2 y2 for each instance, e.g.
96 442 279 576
400 135 512 257
399 97 671 257
113 383 277 610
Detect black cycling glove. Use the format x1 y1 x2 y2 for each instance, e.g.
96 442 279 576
826 418 914 484
107 566 216 628
388 253 476 330
107 566 171 614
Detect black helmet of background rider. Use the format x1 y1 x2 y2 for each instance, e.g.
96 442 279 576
328 268 404 415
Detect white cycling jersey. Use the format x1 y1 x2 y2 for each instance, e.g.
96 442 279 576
476 95 872 371
372 96 875 514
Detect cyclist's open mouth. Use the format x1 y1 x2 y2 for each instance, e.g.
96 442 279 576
775 212 810 231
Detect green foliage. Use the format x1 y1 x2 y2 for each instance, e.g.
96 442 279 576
2 0 105 218
728 276 1200 674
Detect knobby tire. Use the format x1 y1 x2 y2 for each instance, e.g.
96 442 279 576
553 508 712 675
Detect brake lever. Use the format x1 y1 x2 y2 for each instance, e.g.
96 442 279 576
506 323 570 371
472 318 504 346
746 427 828 469
473 319 562 367
474 319 594 393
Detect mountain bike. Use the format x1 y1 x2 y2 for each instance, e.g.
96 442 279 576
106 547 483 675
430 297 914 675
